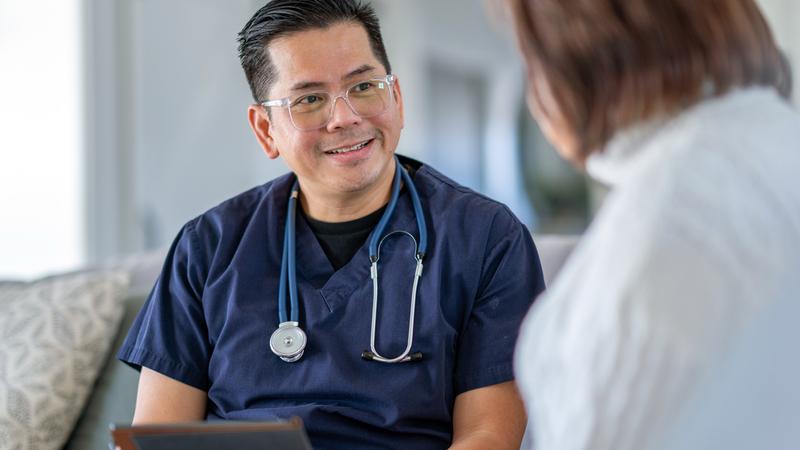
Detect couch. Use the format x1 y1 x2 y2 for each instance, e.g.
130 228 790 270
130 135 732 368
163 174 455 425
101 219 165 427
48 234 578 449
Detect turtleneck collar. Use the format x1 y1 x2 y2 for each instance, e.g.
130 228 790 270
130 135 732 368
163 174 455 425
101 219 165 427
585 87 783 187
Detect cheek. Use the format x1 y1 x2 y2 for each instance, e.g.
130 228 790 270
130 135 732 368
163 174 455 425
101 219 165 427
526 90 582 163
275 127 319 159
376 110 403 141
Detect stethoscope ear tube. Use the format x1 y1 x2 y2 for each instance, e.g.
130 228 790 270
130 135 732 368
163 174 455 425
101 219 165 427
367 232 424 363
363 158 427 364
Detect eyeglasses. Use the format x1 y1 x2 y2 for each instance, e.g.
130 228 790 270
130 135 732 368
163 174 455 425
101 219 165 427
261 74 396 131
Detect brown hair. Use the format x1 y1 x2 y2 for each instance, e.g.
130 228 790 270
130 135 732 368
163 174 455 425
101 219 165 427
506 0 793 159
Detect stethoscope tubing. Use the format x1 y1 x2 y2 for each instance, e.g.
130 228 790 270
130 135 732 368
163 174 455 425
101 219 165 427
288 188 300 323
277 183 300 324
368 162 428 260
274 156 427 363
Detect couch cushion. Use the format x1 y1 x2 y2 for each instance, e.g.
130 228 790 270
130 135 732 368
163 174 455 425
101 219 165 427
63 292 147 450
64 248 165 450
0 271 129 450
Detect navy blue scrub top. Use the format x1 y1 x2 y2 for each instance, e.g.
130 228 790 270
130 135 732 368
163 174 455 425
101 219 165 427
119 156 545 450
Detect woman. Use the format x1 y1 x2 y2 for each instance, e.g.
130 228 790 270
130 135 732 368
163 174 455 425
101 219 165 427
505 1 800 449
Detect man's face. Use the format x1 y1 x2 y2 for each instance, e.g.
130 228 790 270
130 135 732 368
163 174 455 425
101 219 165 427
252 22 404 200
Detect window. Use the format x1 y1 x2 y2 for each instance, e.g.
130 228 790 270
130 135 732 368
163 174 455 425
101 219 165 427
0 0 85 278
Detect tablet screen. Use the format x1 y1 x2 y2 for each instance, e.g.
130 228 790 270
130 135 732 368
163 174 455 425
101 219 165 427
110 418 312 450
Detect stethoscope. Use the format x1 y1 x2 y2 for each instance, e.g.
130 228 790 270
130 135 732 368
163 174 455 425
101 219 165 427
269 157 428 364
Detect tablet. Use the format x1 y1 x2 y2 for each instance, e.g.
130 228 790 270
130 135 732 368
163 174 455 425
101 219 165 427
109 417 312 450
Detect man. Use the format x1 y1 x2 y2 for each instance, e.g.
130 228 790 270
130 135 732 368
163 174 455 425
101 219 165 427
118 1 545 448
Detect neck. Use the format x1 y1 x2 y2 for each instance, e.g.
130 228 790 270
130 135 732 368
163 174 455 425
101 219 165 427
299 165 396 223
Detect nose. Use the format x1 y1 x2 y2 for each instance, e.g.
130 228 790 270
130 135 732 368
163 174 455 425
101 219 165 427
326 95 362 131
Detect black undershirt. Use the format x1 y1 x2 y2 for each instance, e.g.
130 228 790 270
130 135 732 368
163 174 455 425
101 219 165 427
303 206 387 271
302 161 418 271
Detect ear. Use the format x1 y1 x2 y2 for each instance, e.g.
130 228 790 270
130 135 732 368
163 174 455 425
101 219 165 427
248 104 281 159
392 76 405 129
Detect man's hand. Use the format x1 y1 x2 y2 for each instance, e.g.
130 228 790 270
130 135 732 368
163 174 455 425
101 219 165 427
132 367 207 424
449 381 527 449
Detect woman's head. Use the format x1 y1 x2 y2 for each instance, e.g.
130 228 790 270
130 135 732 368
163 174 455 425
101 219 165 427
505 0 792 165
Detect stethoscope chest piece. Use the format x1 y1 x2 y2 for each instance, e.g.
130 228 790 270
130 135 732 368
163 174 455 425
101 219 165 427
270 321 306 362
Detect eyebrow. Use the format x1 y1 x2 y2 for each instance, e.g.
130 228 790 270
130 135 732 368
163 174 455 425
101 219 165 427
288 65 378 92
342 64 377 80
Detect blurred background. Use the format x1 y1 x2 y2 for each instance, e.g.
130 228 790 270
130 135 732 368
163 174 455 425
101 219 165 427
1 0 798 279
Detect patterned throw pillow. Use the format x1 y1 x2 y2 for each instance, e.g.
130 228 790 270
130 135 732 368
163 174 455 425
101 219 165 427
0 271 129 450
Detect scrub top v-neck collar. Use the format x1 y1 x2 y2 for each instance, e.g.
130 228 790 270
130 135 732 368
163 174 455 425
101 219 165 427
291 177 422 314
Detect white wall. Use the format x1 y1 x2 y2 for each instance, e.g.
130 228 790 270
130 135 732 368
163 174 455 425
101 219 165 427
131 0 286 249
85 0 287 261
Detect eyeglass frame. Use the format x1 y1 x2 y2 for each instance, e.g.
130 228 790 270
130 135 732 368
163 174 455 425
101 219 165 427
259 74 397 131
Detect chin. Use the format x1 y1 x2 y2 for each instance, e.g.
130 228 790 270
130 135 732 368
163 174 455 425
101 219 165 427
334 173 381 194
342 164 389 193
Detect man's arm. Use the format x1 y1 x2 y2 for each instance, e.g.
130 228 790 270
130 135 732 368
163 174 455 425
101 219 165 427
132 367 208 424
449 381 527 450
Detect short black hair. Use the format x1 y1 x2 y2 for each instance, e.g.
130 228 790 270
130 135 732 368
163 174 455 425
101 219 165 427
237 0 391 102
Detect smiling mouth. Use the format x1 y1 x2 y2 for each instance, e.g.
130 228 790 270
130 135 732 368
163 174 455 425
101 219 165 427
324 139 373 155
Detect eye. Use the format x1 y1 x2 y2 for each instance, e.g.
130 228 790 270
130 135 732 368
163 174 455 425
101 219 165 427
353 81 375 93
296 94 324 105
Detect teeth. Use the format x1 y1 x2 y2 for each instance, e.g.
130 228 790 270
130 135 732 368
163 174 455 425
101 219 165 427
327 141 369 154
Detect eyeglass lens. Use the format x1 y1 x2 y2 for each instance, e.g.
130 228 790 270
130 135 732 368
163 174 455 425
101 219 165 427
288 79 391 130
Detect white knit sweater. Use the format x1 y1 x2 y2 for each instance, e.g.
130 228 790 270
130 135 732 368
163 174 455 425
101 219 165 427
515 88 800 450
